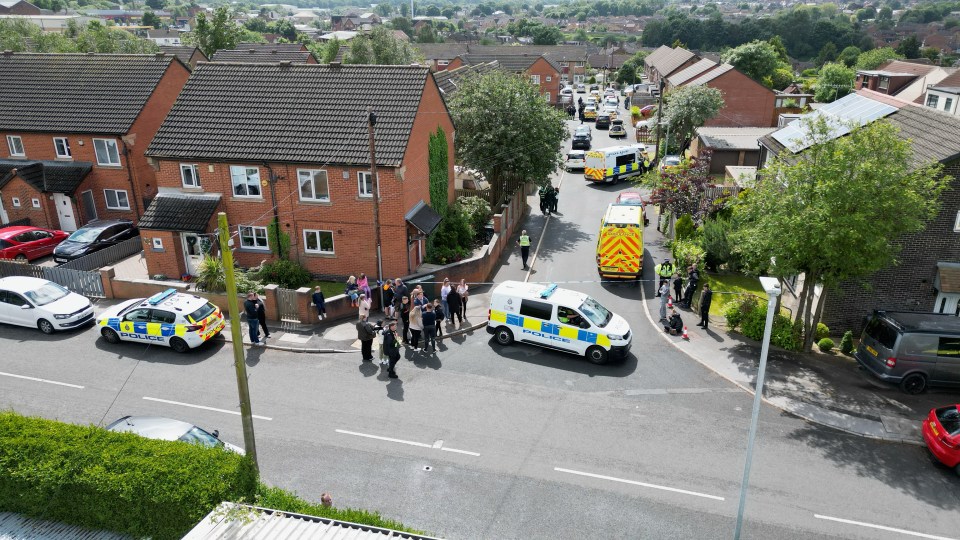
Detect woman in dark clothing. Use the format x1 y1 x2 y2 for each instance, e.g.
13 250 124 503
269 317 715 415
672 272 683 303
446 288 462 328
399 296 411 344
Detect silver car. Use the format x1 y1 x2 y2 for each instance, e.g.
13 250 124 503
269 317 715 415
106 416 244 454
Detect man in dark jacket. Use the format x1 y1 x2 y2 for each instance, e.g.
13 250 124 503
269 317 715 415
698 283 713 330
356 314 377 361
253 293 270 339
383 320 401 378
663 309 684 335
672 272 683 304
393 279 408 314
243 292 261 345
421 303 437 353
681 265 700 308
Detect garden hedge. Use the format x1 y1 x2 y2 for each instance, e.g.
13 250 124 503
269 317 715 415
0 412 258 540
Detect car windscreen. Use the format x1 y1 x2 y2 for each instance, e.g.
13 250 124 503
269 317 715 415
936 406 960 436
24 282 69 306
568 153 583 159
863 317 899 350
178 426 222 448
579 296 612 328
66 227 104 243
188 302 217 323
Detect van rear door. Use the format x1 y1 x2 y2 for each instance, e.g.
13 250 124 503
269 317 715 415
856 316 900 373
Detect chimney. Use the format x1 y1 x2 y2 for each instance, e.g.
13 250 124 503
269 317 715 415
279 60 291 68
329 61 341 69
2 50 13 57
155 52 166 60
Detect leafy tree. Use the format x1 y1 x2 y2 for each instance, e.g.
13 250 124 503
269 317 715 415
815 62 855 102
532 25 561 45
449 71 568 205
895 35 920 58
646 149 715 223
145 0 164 9
245 17 269 33
920 47 942 63
722 40 788 87
416 24 438 43
771 67 795 90
730 117 949 351
374 3 392 17
188 6 240 57
346 26 418 64
837 45 861 67
661 85 724 151
768 35 789 63
573 28 588 42
272 19 298 42
816 42 837 66
74 20 159 53
425 4 441 16
399 2 409 17
142 11 161 28
855 46 901 70
390 16 413 38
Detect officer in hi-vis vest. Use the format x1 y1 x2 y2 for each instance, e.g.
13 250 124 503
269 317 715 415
654 258 674 296
517 230 532 270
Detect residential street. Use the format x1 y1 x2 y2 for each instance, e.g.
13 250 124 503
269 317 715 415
1 118 959 539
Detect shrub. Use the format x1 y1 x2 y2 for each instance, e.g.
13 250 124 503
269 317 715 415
724 295 758 329
700 217 739 272
266 221 291 259
818 337 835 352
674 213 696 241
725 295 799 350
255 484 422 534
257 259 311 289
195 255 263 293
815 322 830 341
457 196 492 233
427 205 474 264
671 237 705 271
840 330 855 354
0 412 258 540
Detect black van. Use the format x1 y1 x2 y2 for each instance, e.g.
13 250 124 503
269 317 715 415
854 311 960 394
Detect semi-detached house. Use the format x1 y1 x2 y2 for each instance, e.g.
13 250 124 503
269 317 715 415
142 62 454 281
0 52 191 231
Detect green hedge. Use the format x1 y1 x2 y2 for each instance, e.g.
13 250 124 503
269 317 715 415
724 296 799 351
255 484 424 534
0 412 258 540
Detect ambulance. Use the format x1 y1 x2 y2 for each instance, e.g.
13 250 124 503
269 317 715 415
487 281 632 364
596 204 644 279
584 145 646 183
96 289 226 353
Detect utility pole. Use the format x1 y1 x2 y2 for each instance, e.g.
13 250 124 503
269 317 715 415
217 212 259 472
367 110 385 311
653 78 666 160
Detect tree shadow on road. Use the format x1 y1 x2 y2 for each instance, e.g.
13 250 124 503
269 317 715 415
529 218 593 263
487 337 637 377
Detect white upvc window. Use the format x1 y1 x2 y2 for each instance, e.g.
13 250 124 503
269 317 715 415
358 171 378 198
298 169 330 202
180 164 200 188
945 97 954 112
230 165 262 197
546 75 552 82
93 138 121 166
927 94 940 108
530 74 541 84
303 229 335 254
53 137 71 158
31 198 40 208
7 135 24 157
11 197 20 207
545 92 551 102
955 210 960 232
104 189 130 210
238 225 269 250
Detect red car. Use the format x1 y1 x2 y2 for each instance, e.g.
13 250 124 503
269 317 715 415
639 105 656 118
922 404 960 472
615 191 644 206
0 226 69 262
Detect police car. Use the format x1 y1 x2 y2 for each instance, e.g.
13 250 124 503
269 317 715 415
97 289 225 353
487 281 632 364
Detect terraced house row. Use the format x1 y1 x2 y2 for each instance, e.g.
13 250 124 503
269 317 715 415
0 52 455 281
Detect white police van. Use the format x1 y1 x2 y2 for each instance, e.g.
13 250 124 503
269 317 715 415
96 289 225 353
487 281 632 364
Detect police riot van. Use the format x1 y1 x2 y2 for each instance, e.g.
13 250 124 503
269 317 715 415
487 281 632 364
596 204 644 279
97 289 226 353
584 145 646 184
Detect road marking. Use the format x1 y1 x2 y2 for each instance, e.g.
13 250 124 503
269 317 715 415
814 514 958 540
554 467 725 501
142 396 272 421
0 370 84 389
525 169 568 282
336 429 480 456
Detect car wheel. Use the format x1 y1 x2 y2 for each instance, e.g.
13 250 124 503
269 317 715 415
899 373 927 394
495 327 514 346
586 345 608 365
15 254 27 262
170 337 190 354
37 319 55 335
101 327 120 344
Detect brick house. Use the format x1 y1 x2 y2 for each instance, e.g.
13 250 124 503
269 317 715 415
448 53 562 104
158 46 208 70
643 45 698 86
0 52 191 231
0 0 41 15
758 90 960 331
142 62 454 281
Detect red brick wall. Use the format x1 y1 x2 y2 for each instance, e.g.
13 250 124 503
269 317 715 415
0 2 41 15
527 57 561 104
701 70 776 128
0 177 57 229
447 57 465 70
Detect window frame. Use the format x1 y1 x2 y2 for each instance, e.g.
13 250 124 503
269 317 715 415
104 189 130 210
93 138 121 166
954 210 960 233
298 169 330 202
53 137 71 158
878 76 890 91
303 229 335 254
926 94 940 108
11 197 20 208
357 171 379 198
230 165 262 198
530 74 541 85
519 299 553 320
180 163 200 188
6 135 24 157
238 225 269 250
945 97 954 112
31 198 40 208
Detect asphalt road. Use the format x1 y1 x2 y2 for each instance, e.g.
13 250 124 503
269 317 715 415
1 115 958 539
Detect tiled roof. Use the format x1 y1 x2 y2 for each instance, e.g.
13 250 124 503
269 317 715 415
0 159 92 194
434 61 499 97
413 43 470 60
468 44 594 61
686 63 734 86
146 63 432 166
668 58 717 87
0 52 179 134
159 45 207 66
138 193 221 232
646 46 697 77
886 104 960 166
587 53 633 69
875 60 937 77
210 48 316 64
234 42 307 52
459 53 548 73
643 45 672 69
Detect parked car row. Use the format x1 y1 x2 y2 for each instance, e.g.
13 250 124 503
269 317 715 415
0 219 139 265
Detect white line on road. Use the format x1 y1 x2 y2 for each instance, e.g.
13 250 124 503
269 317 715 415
814 514 958 540
143 396 273 421
0 370 84 389
554 467 725 501
525 169 568 282
336 429 480 456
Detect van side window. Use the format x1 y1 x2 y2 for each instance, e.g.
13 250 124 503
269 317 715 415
938 337 960 358
615 153 635 167
519 299 553 320
900 334 938 356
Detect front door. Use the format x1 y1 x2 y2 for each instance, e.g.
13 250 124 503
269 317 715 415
182 232 203 275
53 193 77 231
935 292 960 317
0 196 8 224
80 190 97 223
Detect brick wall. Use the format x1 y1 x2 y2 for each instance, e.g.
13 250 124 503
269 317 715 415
0 177 56 228
447 57 464 70
527 57 561 105
822 161 960 333
141 230 186 279
702 70 776 128
0 1 41 15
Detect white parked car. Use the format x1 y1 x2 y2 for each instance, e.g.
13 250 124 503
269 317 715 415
566 150 586 170
106 416 244 454
576 83 586 93
0 276 94 334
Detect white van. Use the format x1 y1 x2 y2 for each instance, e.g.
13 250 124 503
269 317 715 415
487 281 632 364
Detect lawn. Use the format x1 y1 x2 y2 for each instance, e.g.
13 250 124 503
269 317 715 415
695 272 767 317
307 280 347 299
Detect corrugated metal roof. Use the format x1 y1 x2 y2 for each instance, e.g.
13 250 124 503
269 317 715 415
696 127 777 150
184 504 445 540
770 93 898 153
0 512 130 540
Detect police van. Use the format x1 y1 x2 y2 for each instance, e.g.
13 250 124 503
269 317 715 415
584 145 647 184
487 281 632 364
596 204 644 279
97 289 226 353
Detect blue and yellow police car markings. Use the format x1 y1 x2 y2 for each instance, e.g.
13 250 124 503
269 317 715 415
490 310 611 347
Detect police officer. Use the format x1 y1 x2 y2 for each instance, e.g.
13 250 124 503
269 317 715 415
517 229 532 270
654 258 674 296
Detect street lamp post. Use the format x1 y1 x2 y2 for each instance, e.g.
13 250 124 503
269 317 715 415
733 276 782 539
